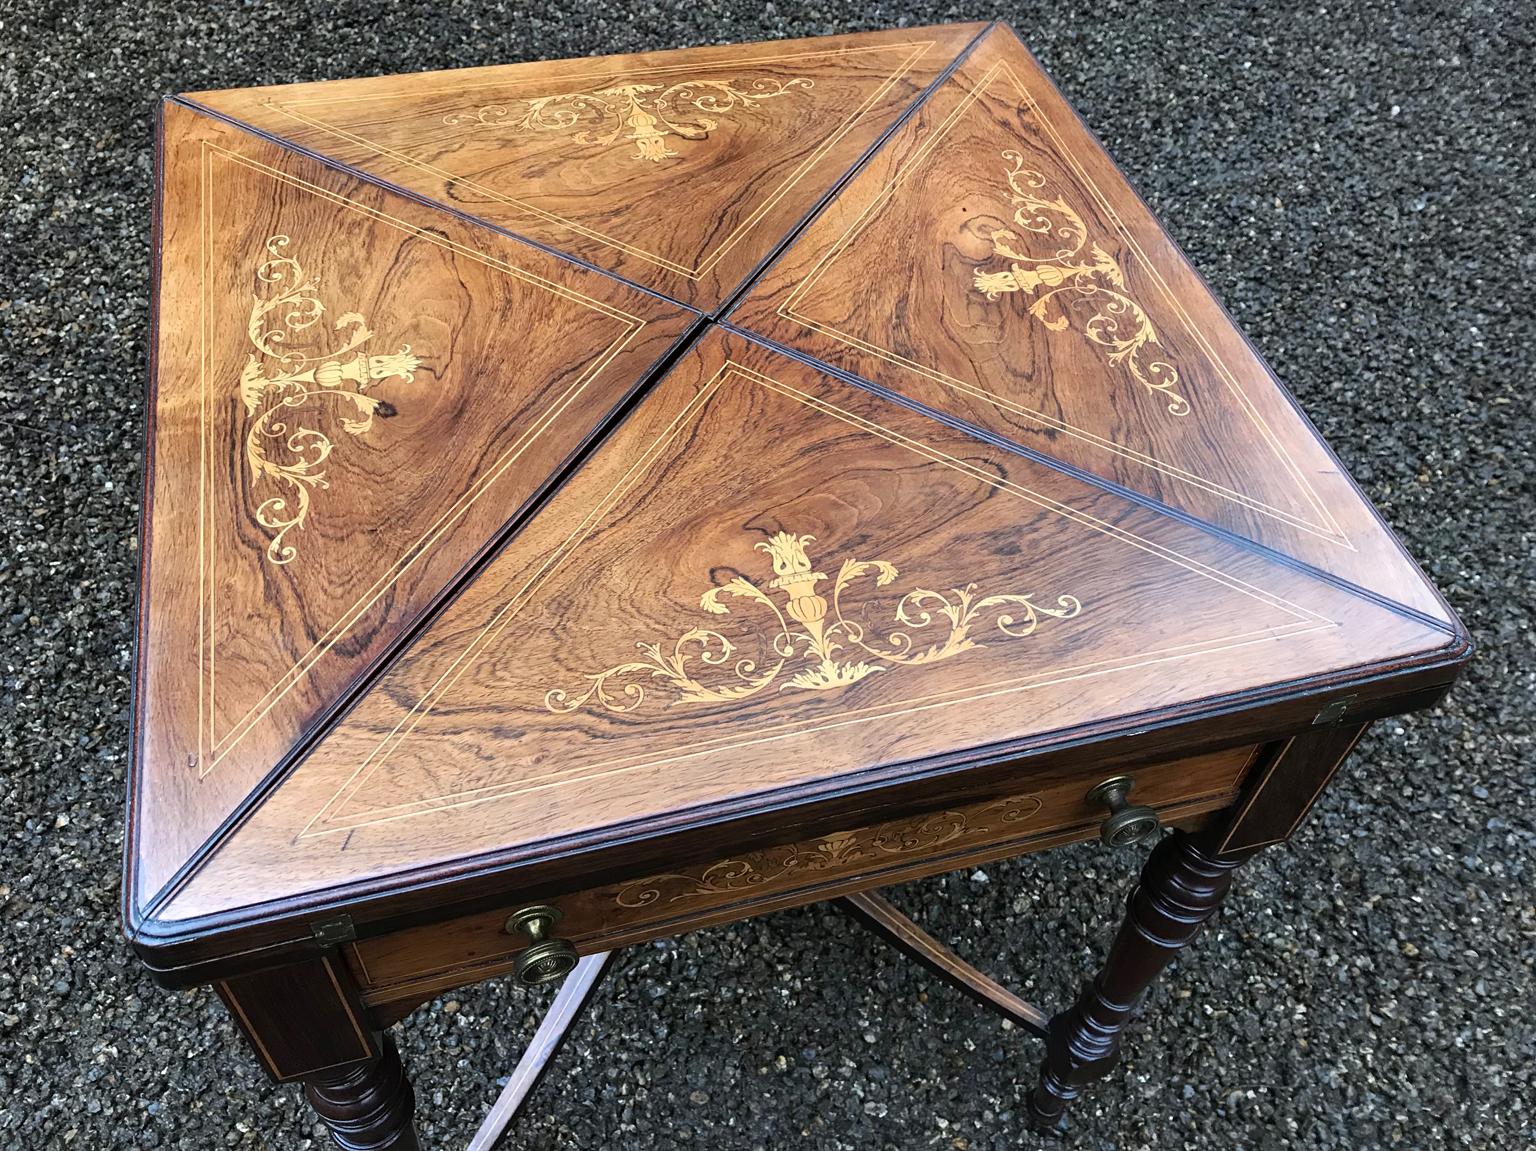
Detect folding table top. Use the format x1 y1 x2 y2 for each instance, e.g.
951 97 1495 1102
126 23 1466 956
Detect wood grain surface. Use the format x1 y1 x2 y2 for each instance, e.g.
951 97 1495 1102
731 25 1451 622
150 327 1453 927
186 25 984 310
132 103 693 907
127 24 1468 970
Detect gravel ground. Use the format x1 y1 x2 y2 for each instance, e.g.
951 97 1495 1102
1 0 1531 1148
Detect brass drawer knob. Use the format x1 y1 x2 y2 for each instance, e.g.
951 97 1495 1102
1086 776 1161 848
504 905 578 985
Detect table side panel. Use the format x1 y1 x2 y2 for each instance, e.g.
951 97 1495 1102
347 743 1256 998
216 953 376 1081
1218 721 1370 853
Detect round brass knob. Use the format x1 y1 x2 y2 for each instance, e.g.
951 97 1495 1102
504 905 578 986
1086 776 1161 848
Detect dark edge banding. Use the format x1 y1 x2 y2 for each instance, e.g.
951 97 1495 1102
123 99 170 946
138 645 1456 971
135 594 1464 964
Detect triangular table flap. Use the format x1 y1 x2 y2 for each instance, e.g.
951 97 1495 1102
183 24 985 312
131 102 694 911
155 328 1451 926
730 24 1449 623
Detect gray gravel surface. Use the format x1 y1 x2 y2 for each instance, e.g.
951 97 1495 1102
1 0 1531 1148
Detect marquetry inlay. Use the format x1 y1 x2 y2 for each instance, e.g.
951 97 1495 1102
444 76 814 165
240 234 425 565
131 25 1464 952
226 36 942 293
186 140 660 781
615 792 1046 908
294 357 1339 845
972 150 1186 416
546 528 1083 713
767 60 1347 545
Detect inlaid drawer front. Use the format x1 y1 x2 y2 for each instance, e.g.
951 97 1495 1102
614 794 1044 912
349 744 1257 997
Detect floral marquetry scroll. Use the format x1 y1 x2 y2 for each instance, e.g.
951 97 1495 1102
545 530 1083 714
973 150 1187 415
444 76 814 165
615 793 1046 908
240 235 425 565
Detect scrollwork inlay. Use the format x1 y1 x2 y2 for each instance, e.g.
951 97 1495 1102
615 794 1046 908
545 531 1083 713
443 76 814 164
240 235 424 565
972 150 1188 416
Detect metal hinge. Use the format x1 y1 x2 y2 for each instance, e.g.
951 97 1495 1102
310 915 357 947
1312 695 1357 725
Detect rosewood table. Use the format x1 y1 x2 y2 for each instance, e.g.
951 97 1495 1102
125 23 1470 1148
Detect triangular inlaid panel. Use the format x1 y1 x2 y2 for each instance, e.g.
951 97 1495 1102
187 25 984 310
158 330 1448 923
732 25 1447 621
133 103 693 907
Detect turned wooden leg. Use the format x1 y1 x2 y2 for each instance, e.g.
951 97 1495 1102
216 954 420 1150
1029 829 1256 1130
304 1033 420 1151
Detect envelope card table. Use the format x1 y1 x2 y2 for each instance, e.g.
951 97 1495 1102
125 23 1469 1149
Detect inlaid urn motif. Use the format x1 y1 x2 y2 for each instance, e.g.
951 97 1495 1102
444 75 815 165
240 234 425 565
972 149 1187 415
545 529 1083 713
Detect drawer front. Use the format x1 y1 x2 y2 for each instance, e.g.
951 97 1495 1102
350 744 1258 1002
